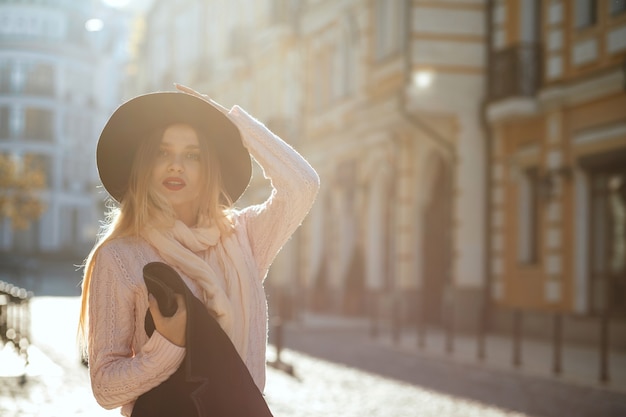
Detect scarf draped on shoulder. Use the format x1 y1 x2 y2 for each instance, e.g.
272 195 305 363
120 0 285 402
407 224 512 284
141 219 252 357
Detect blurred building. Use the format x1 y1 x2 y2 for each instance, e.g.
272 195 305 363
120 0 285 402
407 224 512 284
296 1 486 331
132 0 486 328
0 0 132 260
485 0 626 330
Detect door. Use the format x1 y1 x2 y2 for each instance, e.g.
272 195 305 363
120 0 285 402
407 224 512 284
589 165 626 316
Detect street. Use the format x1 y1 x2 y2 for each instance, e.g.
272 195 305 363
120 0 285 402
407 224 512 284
265 346 528 417
1 296 626 416
276 323 626 417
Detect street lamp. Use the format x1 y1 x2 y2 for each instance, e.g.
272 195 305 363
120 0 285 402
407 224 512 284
413 70 434 89
86 0 133 32
85 18 104 32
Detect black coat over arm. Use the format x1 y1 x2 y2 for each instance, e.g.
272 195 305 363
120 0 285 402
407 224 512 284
131 262 274 417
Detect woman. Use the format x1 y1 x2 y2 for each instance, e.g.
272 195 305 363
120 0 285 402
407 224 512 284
78 84 319 416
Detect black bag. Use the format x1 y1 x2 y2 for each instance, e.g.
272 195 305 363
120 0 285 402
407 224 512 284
131 262 274 417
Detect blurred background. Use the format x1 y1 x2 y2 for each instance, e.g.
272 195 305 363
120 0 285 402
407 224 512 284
1 0 626 416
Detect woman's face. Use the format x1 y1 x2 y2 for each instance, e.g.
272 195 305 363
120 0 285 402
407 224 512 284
151 123 204 225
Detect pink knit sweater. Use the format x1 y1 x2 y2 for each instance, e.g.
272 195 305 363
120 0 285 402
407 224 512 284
87 105 320 416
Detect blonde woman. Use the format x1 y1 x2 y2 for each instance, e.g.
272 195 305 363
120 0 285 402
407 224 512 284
78 84 319 416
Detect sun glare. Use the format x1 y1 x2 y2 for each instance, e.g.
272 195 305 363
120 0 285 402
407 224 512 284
413 70 434 89
85 18 104 32
102 0 131 8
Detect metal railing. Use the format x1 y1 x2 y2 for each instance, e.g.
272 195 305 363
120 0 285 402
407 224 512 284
371 299 625 386
488 43 542 101
0 280 33 369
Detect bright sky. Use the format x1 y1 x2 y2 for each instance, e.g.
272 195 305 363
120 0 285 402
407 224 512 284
102 0 153 12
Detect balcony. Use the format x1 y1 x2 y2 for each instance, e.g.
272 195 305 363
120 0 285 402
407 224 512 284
488 43 542 102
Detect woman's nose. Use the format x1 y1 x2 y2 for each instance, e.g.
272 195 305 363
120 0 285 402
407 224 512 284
167 156 184 172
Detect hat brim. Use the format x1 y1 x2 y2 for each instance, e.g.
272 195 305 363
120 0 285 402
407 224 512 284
96 91 251 204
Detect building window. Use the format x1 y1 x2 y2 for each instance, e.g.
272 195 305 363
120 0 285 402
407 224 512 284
31 154 51 188
312 49 331 112
520 0 540 42
66 14 87 46
24 107 53 142
149 33 168 89
610 0 626 15
575 0 598 29
332 14 358 101
228 26 250 58
0 107 9 139
0 61 10 93
518 167 541 264
270 0 294 24
589 168 626 315
175 8 199 67
13 217 40 252
23 62 54 96
374 0 404 60
10 106 23 138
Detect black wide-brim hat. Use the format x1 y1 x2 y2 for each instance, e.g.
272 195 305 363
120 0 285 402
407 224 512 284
96 91 251 204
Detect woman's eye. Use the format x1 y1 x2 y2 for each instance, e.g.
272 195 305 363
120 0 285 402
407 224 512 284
187 152 200 161
157 149 169 158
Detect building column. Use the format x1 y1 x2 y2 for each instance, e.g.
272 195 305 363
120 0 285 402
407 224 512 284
452 116 486 331
391 135 417 333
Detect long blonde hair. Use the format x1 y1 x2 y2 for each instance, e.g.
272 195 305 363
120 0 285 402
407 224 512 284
78 124 234 348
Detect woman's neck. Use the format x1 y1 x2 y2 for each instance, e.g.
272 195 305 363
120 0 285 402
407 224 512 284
173 205 197 227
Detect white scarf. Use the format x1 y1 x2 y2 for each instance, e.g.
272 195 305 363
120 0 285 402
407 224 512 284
142 220 251 357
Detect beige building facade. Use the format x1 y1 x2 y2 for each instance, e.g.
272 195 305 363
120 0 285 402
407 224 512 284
0 0 131 259
486 0 626 326
134 0 488 329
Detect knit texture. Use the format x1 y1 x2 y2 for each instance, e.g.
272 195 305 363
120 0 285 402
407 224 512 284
87 105 319 416
141 218 254 359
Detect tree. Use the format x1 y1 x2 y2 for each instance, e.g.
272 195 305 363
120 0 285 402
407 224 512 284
0 154 46 230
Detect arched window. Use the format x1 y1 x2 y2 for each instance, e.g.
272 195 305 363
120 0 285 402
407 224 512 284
575 0 598 29
611 0 626 15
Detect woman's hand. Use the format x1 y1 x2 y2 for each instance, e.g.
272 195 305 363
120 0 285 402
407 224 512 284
148 293 187 347
174 83 230 115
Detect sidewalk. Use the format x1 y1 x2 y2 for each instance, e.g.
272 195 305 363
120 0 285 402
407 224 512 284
279 313 626 416
288 312 626 393
0 297 118 417
2 299 625 416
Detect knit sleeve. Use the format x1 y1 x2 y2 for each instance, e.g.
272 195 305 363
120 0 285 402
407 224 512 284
228 105 320 278
87 243 185 410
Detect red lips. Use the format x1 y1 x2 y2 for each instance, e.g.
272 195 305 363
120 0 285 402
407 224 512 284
162 177 186 191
